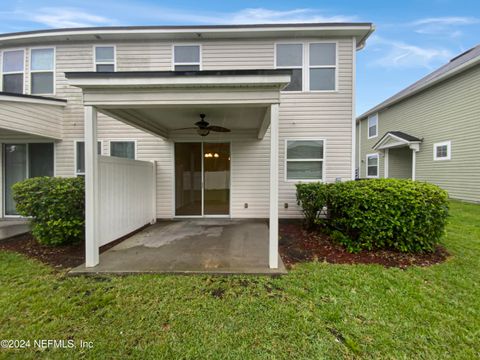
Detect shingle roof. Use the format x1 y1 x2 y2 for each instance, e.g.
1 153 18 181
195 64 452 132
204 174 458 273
358 44 480 120
387 131 422 142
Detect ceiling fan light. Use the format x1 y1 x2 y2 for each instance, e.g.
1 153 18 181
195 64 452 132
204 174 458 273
197 128 210 137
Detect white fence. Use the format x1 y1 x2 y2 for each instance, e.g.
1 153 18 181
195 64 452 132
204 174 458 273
97 156 156 246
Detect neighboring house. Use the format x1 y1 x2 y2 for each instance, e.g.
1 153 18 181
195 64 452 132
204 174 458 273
0 23 374 268
356 44 480 203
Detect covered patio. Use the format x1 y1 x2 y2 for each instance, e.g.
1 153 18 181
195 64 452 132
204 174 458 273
66 70 291 271
70 219 286 275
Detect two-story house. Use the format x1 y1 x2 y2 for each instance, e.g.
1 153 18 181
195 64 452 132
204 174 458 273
0 23 374 269
356 44 480 203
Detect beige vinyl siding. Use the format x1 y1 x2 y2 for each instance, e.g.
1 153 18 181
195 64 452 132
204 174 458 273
1 36 356 218
279 38 354 217
358 64 480 202
116 43 171 71
0 100 63 139
202 40 274 70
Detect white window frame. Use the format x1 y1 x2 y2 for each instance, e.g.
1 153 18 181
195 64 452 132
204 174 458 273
284 138 326 182
366 153 379 178
307 41 338 92
274 42 304 93
275 41 338 93
0 48 26 94
433 141 451 161
172 44 202 71
368 113 378 139
109 139 137 159
93 45 116 72
74 139 103 176
29 47 56 95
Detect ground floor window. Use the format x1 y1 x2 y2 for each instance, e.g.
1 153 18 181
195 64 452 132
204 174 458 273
3 143 54 215
75 141 102 176
285 139 325 181
110 141 135 159
366 153 379 178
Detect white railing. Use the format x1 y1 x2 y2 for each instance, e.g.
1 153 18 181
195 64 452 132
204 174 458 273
97 156 156 246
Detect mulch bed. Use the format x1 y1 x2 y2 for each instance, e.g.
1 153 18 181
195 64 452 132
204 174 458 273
0 225 149 270
279 221 449 269
0 233 85 269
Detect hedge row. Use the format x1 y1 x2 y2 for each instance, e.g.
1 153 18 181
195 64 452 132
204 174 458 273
13 177 85 245
296 179 449 253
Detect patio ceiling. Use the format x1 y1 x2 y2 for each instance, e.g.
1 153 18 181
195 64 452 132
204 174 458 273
100 105 270 140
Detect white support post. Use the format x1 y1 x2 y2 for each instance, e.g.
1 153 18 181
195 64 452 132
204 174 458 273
151 160 157 224
85 106 99 267
269 103 279 269
412 150 417 181
384 149 389 178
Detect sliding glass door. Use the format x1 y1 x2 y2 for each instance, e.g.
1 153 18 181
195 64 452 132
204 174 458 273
3 143 54 216
174 142 230 217
203 143 230 215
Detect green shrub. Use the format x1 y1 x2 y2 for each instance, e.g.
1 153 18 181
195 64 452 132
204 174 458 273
296 182 331 228
327 179 449 252
13 177 85 245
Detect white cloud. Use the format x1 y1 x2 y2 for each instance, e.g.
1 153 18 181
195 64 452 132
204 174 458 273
225 8 357 24
368 36 453 69
410 16 479 36
25 7 115 28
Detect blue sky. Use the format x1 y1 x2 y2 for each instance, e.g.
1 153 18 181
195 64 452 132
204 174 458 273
0 0 479 115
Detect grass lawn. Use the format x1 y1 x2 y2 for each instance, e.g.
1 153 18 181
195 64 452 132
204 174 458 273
0 200 479 359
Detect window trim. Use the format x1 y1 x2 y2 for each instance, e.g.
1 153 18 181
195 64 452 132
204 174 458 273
433 140 451 161
109 139 137 160
74 139 103 176
172 44 202 71
307 41 338 92
0 48 26 94
29 46 56 95
366 153 379 178
367 113 378 139
274 40 338 93
93 45 116 72
284 138 326 182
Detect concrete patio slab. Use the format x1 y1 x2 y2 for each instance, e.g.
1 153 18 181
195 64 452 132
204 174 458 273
70 219 287 275
0 219 30 240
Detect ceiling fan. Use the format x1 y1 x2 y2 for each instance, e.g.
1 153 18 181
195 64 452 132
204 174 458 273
172 114 231 137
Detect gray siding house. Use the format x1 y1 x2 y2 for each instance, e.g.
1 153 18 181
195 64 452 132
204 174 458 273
356 44 480 203
0 23 374 269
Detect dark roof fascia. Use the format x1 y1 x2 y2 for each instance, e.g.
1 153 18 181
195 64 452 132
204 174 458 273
65 69 292 79
0 91 67 103
0 23 374 38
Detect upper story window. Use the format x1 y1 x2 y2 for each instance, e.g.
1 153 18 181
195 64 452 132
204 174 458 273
173 45 200 71
95 46 115 72
433 141 451 161
285 139 325 181
30 48 54 95
275 44 303 91
2 49 25 94
309 43 336 91
276 42 337 92
368 113 378 139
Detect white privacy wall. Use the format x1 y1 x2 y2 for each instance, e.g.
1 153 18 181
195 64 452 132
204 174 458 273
98 156 156 246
